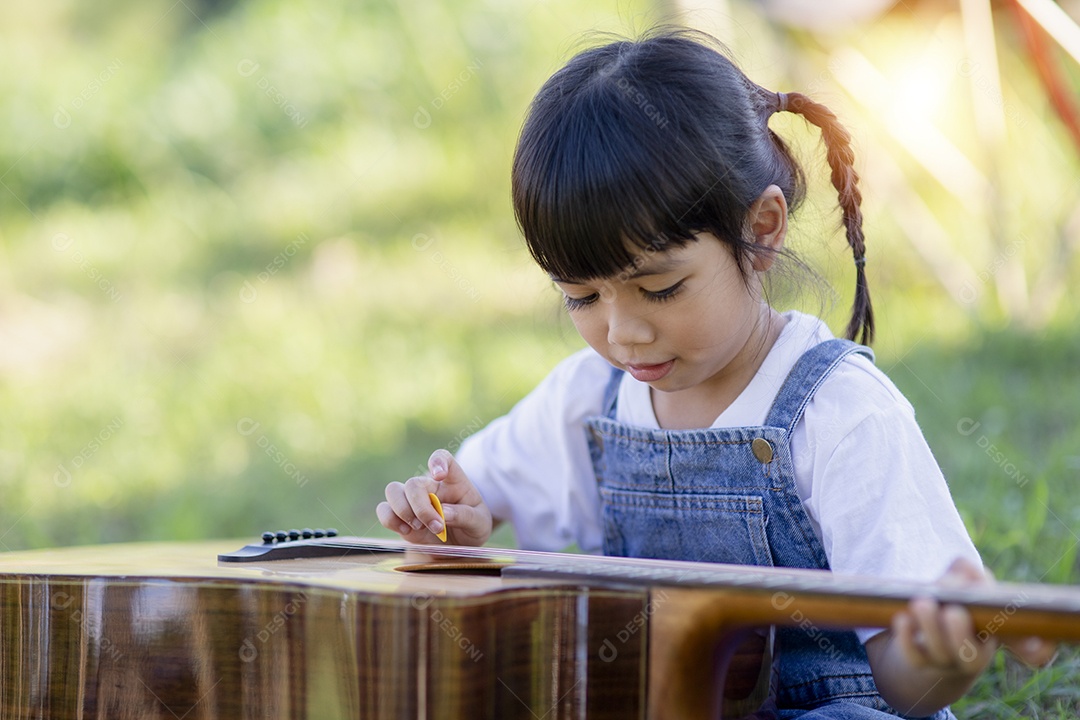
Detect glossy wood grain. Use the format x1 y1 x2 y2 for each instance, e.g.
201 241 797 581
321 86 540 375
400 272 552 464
0 541 647 720
4 537 1080 719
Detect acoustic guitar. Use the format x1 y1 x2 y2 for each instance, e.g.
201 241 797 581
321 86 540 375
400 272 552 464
1 534 1077 719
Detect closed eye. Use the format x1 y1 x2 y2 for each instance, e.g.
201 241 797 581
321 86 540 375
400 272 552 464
563 293 599 311
643 280 684 302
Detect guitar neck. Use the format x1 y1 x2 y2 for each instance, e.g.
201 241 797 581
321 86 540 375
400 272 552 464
220 535 1080 640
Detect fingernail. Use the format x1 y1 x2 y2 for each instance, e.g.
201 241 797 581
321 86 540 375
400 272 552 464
399 523 411 535
431 457 446 477
429 520 443 535
410 519 423 531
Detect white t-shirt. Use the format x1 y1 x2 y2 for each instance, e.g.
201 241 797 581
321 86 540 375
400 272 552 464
456 311 981 639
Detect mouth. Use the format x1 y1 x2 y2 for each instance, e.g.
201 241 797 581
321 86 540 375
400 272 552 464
625 359 675 383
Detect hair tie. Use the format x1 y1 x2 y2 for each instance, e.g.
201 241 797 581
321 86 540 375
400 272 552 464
775 92 789 113
854 255 867 267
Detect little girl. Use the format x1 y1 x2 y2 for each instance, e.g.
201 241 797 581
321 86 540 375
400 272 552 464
377 30 1052 717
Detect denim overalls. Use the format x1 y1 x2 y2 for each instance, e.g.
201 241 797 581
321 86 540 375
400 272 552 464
584 339 954 719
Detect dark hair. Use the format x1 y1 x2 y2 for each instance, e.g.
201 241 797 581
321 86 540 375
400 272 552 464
511 29 874 345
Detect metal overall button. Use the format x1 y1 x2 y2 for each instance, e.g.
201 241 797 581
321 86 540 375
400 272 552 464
751 437 774 464
588 427 604 454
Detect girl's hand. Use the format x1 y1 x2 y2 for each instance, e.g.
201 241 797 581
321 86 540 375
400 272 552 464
376 449 493 546
892 558 996 675
893 557 1057 673
869 556 1056 715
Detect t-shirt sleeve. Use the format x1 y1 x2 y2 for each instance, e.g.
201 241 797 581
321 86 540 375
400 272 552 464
801 368 982 643
454 348 612 553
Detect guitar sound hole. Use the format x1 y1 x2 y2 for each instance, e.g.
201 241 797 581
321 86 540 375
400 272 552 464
394 561 511 575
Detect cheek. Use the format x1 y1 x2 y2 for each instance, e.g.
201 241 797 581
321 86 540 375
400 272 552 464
569 312 608 349
669 286 739 348
695 271 754 321
662 308 702 347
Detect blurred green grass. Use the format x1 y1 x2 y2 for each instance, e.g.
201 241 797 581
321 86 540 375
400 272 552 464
888 331 1080 716
1 0 1079 715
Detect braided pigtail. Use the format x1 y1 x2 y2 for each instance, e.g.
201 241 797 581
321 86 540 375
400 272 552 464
774 91 874 345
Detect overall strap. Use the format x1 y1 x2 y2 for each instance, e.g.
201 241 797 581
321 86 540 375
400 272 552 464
763 339 875 435
600 366 623 418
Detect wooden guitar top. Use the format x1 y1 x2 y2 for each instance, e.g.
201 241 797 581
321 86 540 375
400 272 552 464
1 536 1078 720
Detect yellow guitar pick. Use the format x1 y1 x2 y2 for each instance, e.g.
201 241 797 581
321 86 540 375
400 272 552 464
428 493 447 542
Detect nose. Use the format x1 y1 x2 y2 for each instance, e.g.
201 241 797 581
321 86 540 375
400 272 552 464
606 303 655 348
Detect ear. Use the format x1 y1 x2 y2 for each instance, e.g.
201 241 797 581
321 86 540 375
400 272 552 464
746 185 788 272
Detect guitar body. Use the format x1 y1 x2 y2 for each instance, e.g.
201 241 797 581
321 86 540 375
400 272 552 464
3 536 1080 720
0 540 652 720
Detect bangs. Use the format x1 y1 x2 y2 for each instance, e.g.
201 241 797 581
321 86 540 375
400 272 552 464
513 108 700 281
511 38 758 282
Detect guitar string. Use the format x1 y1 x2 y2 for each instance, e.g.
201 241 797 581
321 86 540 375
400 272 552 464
245 538 1080 613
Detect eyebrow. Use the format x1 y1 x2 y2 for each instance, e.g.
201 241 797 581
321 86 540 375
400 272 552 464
550 257 683 285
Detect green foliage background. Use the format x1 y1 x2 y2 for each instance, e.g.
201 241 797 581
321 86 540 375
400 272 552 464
1 0 1079 714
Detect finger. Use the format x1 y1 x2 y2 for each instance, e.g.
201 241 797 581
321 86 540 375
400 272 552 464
1004 637 1059 667
428 449 482 506
383 484 446 545
939 556 990 587
941 604 992 668
404 476 443 536
909 598 954 667
429 449 453 481
892 610 927 667
442 502 492 544
941 604 976 655
376 501 413 537
429 449 472 495
385 481 425 532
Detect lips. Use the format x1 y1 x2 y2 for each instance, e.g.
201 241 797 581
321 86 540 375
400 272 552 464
625 359 675 382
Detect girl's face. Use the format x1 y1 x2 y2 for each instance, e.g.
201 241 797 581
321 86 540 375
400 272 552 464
554 234 770 396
